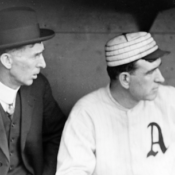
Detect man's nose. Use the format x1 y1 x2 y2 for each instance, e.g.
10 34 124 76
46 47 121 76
155 69 165 83
37 54 46 68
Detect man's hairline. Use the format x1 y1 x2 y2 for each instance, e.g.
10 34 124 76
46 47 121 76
130 57 162 75
1 42 44 57
116 57 161 75
10 41 42 51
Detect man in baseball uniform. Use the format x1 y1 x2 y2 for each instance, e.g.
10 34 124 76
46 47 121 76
56 32 175 175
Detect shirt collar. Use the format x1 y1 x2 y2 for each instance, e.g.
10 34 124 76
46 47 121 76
0 82 20 104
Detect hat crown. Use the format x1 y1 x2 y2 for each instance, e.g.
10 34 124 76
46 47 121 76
107 32 148 47
0 7 38 31
105 32 160 67
0 6 54 50
126 32 147 42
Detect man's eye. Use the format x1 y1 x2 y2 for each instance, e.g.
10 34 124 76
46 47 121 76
148 70 154 74
147 69 157 75
35 54 40 58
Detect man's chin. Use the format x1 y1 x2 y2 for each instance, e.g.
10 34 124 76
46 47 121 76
23 79 34 86
146 93 158 101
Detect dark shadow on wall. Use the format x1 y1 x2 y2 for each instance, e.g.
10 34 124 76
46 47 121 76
66 0 175 31
117 0 175 31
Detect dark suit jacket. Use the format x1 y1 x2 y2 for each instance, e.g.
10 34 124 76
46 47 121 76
0 73 66 175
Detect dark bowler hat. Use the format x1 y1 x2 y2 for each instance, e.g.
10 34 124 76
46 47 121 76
0 6 55 49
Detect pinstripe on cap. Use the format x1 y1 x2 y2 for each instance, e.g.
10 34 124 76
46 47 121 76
105 32 167 67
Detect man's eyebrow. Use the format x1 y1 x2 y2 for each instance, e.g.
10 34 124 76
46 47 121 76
145 60 162 74
35 50 44 56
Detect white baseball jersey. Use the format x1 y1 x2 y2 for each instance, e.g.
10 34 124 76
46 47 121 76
57 85 175 175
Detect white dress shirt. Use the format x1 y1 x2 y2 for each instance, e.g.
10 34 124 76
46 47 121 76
0 82 19 114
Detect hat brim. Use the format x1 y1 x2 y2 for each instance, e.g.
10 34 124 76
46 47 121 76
143 48 170 61
0 28 55 50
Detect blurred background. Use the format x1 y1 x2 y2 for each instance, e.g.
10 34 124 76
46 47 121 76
1 0 175 115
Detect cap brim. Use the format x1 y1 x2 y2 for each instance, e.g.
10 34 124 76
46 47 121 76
143 48 170 61
0 28 55 50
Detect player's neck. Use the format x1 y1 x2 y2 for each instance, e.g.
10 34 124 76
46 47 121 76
110 82 139 109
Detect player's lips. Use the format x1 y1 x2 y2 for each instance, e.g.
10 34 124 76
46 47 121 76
32 74 37 79
153 86 159 92
33 72 40 79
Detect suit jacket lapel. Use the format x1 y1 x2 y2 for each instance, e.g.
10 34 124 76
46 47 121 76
20 86 36 151
0 107 9 161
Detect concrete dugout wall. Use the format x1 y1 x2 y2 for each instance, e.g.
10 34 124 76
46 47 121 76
1 0 175 116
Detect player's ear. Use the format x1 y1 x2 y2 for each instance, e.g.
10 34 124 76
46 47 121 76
119 72 130 89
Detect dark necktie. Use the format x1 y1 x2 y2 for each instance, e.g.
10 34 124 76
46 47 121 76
6 103 14 115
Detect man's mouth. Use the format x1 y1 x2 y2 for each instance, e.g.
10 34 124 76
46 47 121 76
33 73 38 79
153 87 159 92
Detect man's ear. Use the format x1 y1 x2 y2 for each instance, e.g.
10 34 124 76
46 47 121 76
0 53 13 69
119 72 130 89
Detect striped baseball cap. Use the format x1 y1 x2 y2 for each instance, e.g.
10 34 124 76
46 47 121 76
105 32 170 67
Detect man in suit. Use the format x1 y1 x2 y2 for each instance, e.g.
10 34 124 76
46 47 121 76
0 6 66 175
